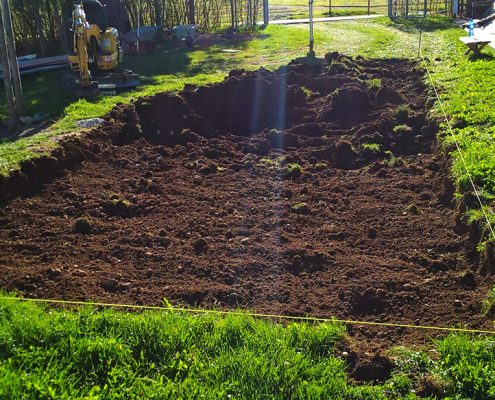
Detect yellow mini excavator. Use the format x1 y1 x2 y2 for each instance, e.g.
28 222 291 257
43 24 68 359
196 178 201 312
63 0 139 97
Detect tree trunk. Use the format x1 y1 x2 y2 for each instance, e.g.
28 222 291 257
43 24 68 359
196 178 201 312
46 0 57 47
59 12 69 52
0 6 17 125
34 10 48 56
1 0 24 116
188 0 195 24
153 0 162 25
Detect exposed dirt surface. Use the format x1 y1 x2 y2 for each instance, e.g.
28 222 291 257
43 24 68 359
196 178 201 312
1 53 493 361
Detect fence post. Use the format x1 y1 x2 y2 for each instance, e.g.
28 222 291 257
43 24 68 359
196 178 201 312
329 0 332 16
248 0 252 27
453 0 459 16
367 0 370 15
388 0 393 17
308 0 314 56
263 0 269 27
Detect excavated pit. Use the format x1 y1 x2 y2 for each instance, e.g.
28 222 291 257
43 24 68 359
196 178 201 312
1 53 493 361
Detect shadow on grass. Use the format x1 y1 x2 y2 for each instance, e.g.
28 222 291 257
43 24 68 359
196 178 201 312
321 10 375 17
0 120 52 143
388 16 455 33
124 33 270 84
0 72 74 122
122 46 192 78
468 52 495 61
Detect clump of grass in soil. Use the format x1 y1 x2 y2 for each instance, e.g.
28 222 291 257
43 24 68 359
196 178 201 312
257 156 283 168
291 202 310 214
300 86 315 96
108 194 132 209
482 286 495 318
393 124 413 136
115 198 132 207
362 143 381 152
285 162 303 178
74 217 92 234
314 162 328 171
384 151 406 168
367 78 382 90
405 203 421 215
395 104 411 123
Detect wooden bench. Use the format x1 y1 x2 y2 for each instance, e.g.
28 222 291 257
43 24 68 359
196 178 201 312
459 36 491 55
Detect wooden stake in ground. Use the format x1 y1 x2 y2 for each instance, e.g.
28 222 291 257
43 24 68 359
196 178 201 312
0 0 24 116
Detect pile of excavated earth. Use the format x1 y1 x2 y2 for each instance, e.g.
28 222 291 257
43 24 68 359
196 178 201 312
1 53 493 379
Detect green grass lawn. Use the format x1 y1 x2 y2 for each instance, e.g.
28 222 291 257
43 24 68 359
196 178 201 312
1 295 495 399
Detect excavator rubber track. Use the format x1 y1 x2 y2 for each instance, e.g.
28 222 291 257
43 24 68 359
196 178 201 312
60 69 139 98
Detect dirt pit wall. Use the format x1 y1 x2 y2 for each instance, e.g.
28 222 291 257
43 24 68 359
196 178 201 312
0 54 493 362
130 52 435 158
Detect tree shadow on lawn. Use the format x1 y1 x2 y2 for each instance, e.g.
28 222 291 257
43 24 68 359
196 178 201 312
122 46 192 78
0 120 53 143
0 72 74 123
126 33 271 85
388 16 456 33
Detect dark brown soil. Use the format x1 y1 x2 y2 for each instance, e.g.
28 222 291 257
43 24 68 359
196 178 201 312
1 53 493 355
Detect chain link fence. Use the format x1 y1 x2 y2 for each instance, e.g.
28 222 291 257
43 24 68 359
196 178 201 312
269 0 387 20
391 0 453 17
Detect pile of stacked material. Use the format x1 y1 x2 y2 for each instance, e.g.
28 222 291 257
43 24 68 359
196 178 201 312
0 54 69 79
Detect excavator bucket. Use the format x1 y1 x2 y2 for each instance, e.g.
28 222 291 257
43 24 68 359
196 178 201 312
61 69 139 98
77 82 100 98
96 70 140 96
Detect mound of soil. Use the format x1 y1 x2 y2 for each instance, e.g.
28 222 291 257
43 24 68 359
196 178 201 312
0 53 493 355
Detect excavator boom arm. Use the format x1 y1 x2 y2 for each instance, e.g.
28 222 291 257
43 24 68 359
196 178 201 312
71 5 92 88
